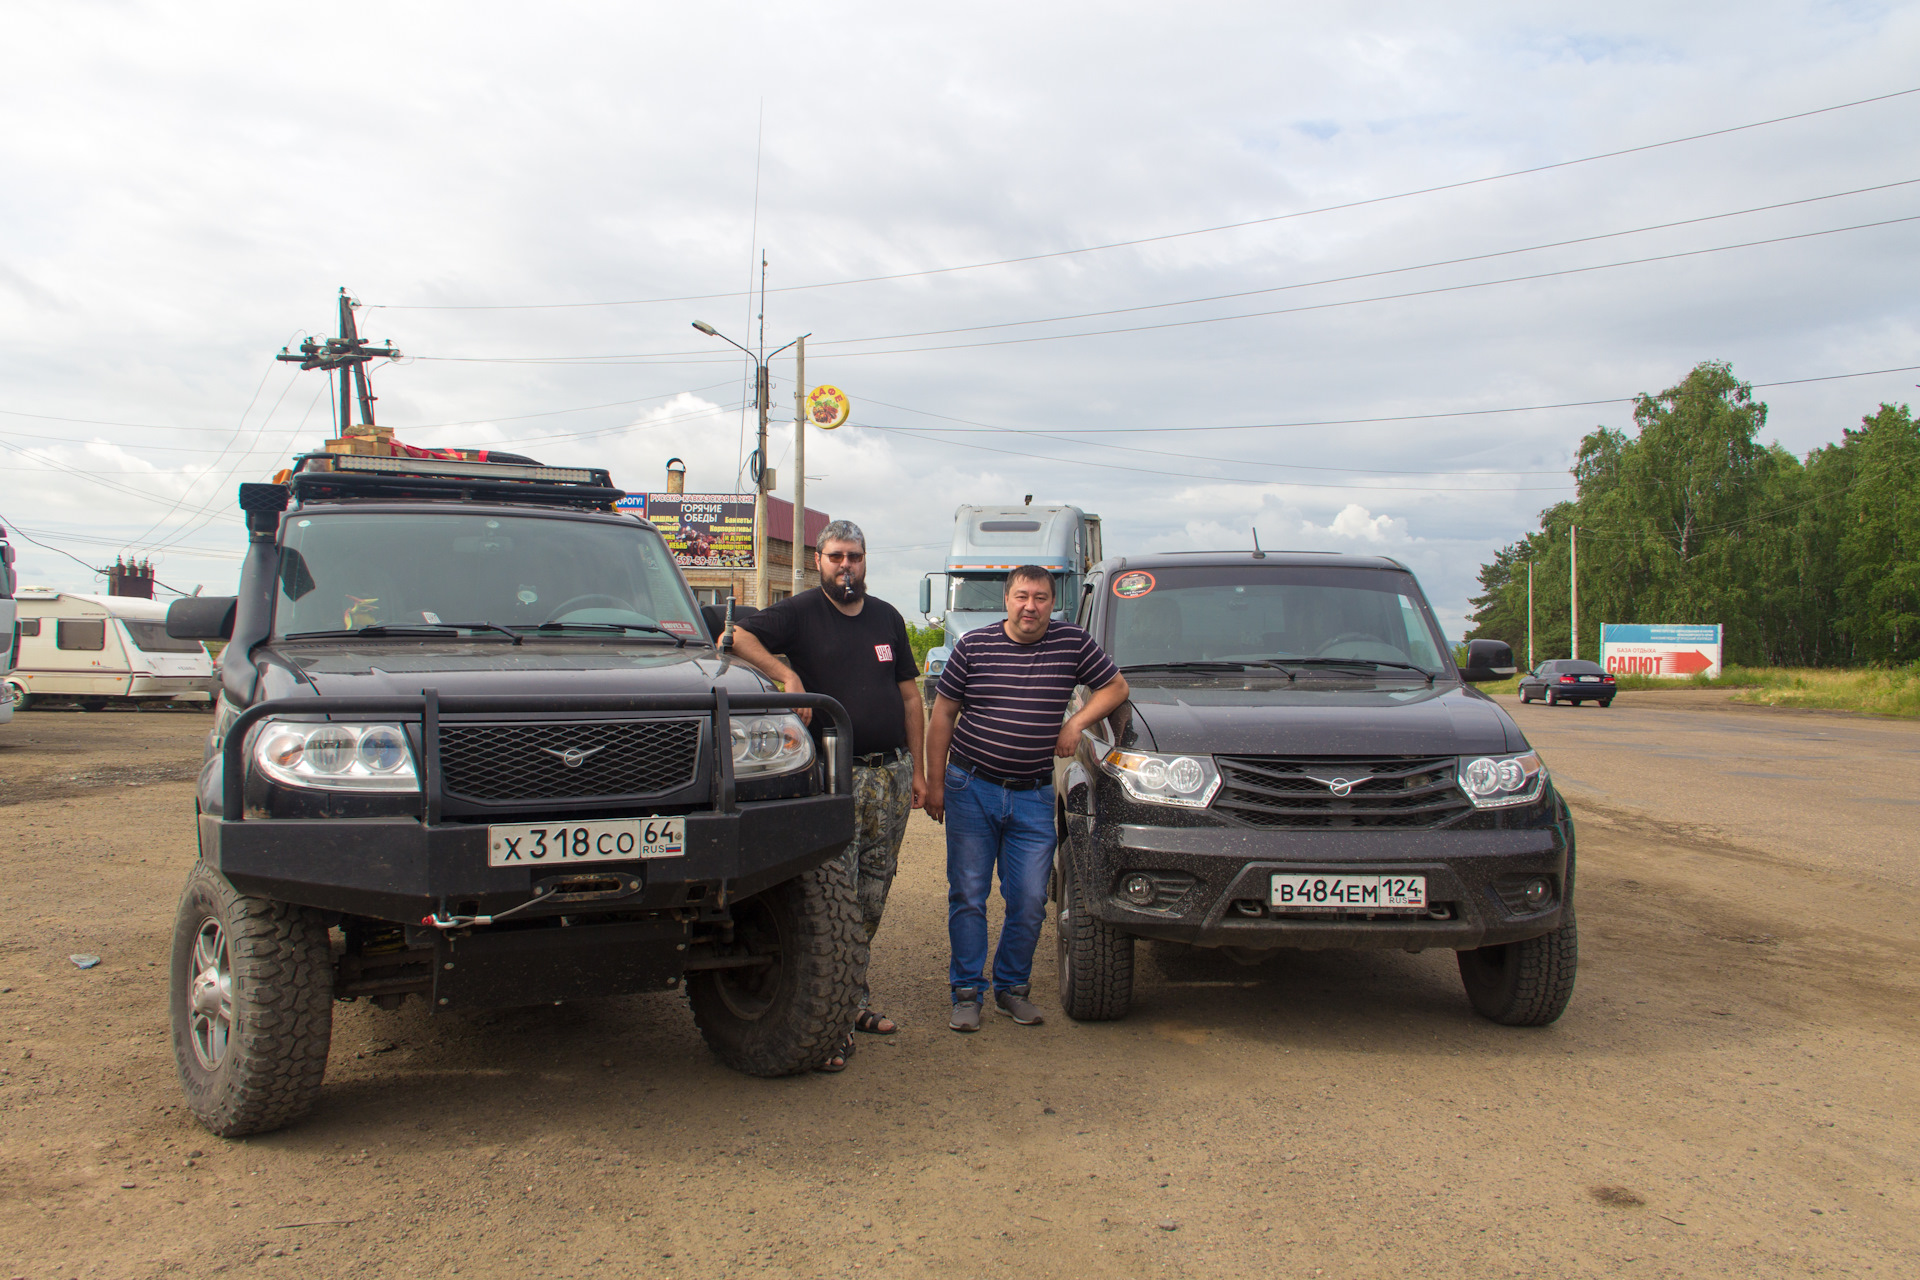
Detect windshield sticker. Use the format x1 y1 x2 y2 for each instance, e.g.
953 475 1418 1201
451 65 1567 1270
659 618 699 637
1112 571 1155 599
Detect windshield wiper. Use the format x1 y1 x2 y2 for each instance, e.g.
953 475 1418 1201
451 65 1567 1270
1122 660 1296 677
285 622 523 645
1282 657 1436 683
526 621 688 647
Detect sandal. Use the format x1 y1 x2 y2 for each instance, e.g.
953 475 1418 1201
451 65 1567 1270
854 1009 898 1035
814 1031 855 1073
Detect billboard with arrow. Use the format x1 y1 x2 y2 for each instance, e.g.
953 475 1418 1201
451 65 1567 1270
1600 623 1723 678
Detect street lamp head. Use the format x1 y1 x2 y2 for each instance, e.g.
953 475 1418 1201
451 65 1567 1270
691 321 719 336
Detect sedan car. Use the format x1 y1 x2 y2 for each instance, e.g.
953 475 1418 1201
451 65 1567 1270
1518 659 1616 706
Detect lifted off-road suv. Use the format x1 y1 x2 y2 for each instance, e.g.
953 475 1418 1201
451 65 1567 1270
1054 551 1576 1027
166 453 862 1136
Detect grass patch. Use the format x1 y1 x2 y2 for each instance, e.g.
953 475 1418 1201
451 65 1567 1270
1471 662 1920 717
1724 665 1920 718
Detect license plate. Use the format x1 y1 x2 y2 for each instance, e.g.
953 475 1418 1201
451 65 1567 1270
1578 675 1600 682
1270 874 1426 912
488 817 684 867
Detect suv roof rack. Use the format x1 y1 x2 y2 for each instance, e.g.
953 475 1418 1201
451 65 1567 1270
286 451 623 510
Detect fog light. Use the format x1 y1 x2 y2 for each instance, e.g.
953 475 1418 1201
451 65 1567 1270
1121 874 1156 906
1523 878 1552 907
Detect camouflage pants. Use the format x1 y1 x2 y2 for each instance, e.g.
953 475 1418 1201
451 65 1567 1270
848 754 915 1008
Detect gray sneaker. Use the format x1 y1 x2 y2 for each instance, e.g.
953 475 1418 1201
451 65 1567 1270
994 985 1045 1025
949 988 983 1033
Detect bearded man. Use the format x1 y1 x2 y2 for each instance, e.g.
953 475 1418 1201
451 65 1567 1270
728 520 925 1071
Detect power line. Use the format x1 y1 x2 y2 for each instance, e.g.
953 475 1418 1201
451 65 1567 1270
856 364 1920 438
409 213 1920 365
366 84 1920 311
806 179 1920 347
855 422 1576 494
811 214 1920 358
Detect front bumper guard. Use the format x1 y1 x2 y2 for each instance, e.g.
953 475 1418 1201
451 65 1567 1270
203 688 857 924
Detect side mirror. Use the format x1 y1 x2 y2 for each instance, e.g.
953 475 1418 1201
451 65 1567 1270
918 577 932 615
167 596 237 641
1460 638 1516 683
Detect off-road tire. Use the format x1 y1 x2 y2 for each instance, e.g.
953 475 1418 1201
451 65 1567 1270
687 856 864 1076
1056 853 1134 1021
1457 904 1578 1026
170 861 334 1137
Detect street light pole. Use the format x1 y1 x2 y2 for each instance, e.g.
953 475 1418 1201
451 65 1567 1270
792 335 806 598
692 320 799 607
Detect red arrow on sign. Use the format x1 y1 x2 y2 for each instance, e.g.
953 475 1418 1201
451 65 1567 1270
1666 650 1714 675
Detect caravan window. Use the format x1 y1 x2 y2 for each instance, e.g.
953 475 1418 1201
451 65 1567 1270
123 620 206 654
17 618 40 637
57 619 106 651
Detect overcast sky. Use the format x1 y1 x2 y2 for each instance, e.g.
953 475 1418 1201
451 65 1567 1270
3 2 1917 637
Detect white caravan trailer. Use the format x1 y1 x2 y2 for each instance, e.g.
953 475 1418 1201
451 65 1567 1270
0 524 15 724
4 589 216 711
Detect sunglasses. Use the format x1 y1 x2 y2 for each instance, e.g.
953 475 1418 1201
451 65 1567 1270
822 551 866 564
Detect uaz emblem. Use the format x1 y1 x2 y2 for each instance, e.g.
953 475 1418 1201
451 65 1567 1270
1305 775 1365 797
540 745 606 769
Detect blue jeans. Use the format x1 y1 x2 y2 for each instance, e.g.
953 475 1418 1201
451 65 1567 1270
944 762 1056 995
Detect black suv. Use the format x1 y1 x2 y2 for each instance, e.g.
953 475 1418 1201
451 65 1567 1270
165 454 862 1136
1053 551 1576 1028
1518 658 1616 706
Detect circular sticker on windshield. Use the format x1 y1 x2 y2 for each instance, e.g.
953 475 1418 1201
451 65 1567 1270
1112 571 1155 599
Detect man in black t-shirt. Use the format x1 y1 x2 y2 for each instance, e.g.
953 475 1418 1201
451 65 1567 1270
730 520 925 1069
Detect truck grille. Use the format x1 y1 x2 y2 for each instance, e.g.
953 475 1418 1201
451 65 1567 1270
1211 755 1469 829
439 719 702 802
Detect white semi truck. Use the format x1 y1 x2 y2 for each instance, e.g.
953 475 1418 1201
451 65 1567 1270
917 503 1102 678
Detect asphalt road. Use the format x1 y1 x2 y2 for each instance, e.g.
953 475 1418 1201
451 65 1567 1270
0 694 1915 1279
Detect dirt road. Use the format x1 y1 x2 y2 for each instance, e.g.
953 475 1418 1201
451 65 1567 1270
2 695 1916 1279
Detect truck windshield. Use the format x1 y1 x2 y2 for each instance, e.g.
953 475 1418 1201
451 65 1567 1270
949 574 1070 613
272 512 705 641
1106 565 1447 672
949 576 1008 612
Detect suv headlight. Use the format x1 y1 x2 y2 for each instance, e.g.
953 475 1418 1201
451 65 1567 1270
1456 750 1546 808
254 721 420 792
1098 747 1221 808
731 713 815 777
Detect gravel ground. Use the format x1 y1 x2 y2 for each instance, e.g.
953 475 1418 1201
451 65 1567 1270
0 697 1915 1279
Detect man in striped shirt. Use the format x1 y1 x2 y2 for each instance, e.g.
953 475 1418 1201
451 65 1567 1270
925 565 1129 1032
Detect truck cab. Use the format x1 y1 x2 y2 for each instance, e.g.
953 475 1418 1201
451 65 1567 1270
918 503 1101 677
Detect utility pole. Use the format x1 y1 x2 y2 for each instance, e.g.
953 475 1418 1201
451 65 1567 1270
792 334 807 598
1569 525 1580 660
1527 560 1534 670
276 288 400 435
753 254 771 609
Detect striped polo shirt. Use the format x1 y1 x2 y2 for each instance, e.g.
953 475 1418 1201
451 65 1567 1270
935 620 1121 781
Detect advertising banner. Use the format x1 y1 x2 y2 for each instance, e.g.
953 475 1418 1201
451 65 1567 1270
1599 623 1723 677
644 493 756 568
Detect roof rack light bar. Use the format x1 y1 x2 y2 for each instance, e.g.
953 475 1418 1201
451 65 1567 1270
330 454 600 485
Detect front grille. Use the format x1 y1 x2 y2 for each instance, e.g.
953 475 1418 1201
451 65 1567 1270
439 719 702 802
1211 755 1469 829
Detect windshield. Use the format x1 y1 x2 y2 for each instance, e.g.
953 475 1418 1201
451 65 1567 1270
1104 565 1448 672
949 574 1070 613
272 511 705 641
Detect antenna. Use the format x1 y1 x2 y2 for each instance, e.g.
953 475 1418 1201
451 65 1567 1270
1251 526 1266 559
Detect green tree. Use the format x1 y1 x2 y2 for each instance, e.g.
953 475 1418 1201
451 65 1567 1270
1834 403 1920 663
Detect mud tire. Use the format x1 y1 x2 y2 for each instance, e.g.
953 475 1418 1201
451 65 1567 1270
170 861 334 1138
688 856 865 1076
1056 853 1134 1021
1457 904 1578 1026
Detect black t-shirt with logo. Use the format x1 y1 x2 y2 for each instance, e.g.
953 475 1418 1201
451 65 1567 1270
739 589 920 755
